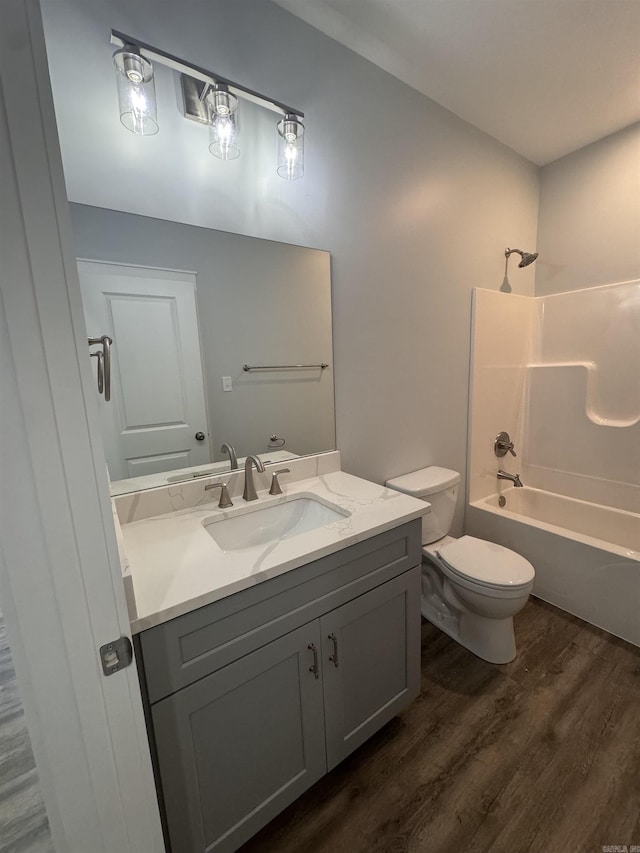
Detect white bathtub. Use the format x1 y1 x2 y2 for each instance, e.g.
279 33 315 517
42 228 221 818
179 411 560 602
466 487 640 647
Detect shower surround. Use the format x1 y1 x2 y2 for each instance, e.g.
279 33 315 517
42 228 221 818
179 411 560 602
465 281 640 646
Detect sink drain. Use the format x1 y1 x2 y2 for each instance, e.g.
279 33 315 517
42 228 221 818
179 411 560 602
498 495 506 508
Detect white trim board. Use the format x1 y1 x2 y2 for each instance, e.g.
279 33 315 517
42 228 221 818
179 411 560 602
77 255 199 277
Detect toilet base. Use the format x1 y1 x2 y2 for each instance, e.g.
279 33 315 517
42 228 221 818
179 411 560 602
421 603 517 664
420 562 519 664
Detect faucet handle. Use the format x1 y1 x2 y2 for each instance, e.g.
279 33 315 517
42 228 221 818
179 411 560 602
269 468 291 496
205 481 233 508
494 431 517 458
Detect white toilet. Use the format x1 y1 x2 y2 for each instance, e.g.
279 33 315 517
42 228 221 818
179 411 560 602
385 466 534 664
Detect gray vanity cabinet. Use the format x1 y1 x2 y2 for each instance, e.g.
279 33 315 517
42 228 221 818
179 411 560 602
151 622 327 853
321 570 421 770
137 520 422 853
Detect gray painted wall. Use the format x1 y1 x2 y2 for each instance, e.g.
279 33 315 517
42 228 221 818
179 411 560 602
536 122 640 296
42 0 540 533
70 204 334 460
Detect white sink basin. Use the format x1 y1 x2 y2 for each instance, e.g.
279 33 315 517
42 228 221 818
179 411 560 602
202 496 350 552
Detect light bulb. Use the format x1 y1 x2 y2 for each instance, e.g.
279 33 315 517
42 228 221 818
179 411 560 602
123 53 144 84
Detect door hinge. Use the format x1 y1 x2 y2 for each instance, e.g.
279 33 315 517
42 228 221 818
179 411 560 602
99 636 133 676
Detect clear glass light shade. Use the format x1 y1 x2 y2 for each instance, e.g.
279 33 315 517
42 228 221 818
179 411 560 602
207 87 240 160
113 49 158 136
277 115 304 180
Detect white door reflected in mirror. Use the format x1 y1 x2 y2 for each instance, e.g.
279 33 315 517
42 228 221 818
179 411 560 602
73 211 336 497
78 260 210 481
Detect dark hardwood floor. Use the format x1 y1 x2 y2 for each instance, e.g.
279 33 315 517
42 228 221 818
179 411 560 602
242 598 640 853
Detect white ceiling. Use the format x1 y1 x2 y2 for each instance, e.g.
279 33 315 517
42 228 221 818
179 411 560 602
274 0 640 165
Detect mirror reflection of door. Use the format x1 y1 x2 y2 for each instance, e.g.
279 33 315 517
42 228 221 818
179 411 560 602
78 260 210 481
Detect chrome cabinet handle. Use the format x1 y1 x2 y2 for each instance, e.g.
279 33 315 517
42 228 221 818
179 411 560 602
308 643 319 679
328 633 339 667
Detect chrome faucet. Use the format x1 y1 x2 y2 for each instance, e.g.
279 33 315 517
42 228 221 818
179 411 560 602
243 454 265 501
497 469 523 488
220 442 238 470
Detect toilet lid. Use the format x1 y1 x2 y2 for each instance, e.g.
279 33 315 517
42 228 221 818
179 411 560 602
437 535 535 587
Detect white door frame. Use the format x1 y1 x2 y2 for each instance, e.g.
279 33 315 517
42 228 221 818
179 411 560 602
0 1 164 850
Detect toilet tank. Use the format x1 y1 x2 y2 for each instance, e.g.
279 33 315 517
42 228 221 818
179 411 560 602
385 466 461 544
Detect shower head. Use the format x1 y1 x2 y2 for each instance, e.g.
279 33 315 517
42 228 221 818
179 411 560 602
505 247 539 268
518 251 539 268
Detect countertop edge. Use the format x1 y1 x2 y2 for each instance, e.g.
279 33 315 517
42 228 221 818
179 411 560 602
129 508 425 634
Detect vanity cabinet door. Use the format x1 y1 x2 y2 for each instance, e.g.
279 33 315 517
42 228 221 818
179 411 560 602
321 567 421 770
151 621 326 853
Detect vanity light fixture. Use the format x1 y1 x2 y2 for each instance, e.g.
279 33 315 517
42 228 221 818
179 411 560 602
110 30 305 179
277 114 304 181
206 84 240 160
113 46 158 136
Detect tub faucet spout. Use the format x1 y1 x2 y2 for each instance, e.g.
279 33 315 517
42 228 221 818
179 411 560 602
497 469 523 488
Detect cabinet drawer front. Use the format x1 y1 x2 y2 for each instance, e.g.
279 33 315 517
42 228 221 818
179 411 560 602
140 520 421 703
152 622 326 853
321 566 421 770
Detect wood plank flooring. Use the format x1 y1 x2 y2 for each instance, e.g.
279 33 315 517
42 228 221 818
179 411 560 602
0 613 53 853
242 598 640 853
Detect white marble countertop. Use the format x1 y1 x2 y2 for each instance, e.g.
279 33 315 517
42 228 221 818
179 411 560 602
121 471 428 633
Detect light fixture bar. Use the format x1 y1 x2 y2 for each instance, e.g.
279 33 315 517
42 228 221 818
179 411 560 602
110 30 304 119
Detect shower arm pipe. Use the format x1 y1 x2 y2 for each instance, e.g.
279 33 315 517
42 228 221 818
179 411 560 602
110 30 304 120
505 247 538 262
505 247 523 260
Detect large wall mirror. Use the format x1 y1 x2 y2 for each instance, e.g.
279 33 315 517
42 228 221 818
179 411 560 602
38 0 337 497
72 205 335 495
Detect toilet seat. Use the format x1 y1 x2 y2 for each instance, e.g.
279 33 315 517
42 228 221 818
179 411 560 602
437 535 535 590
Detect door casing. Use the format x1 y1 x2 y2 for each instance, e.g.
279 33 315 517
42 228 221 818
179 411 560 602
0 1 165 850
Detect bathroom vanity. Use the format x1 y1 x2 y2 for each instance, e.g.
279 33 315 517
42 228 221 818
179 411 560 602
118 461 426 852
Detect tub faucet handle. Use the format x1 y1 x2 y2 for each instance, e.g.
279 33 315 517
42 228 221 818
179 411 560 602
495 431 517 458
